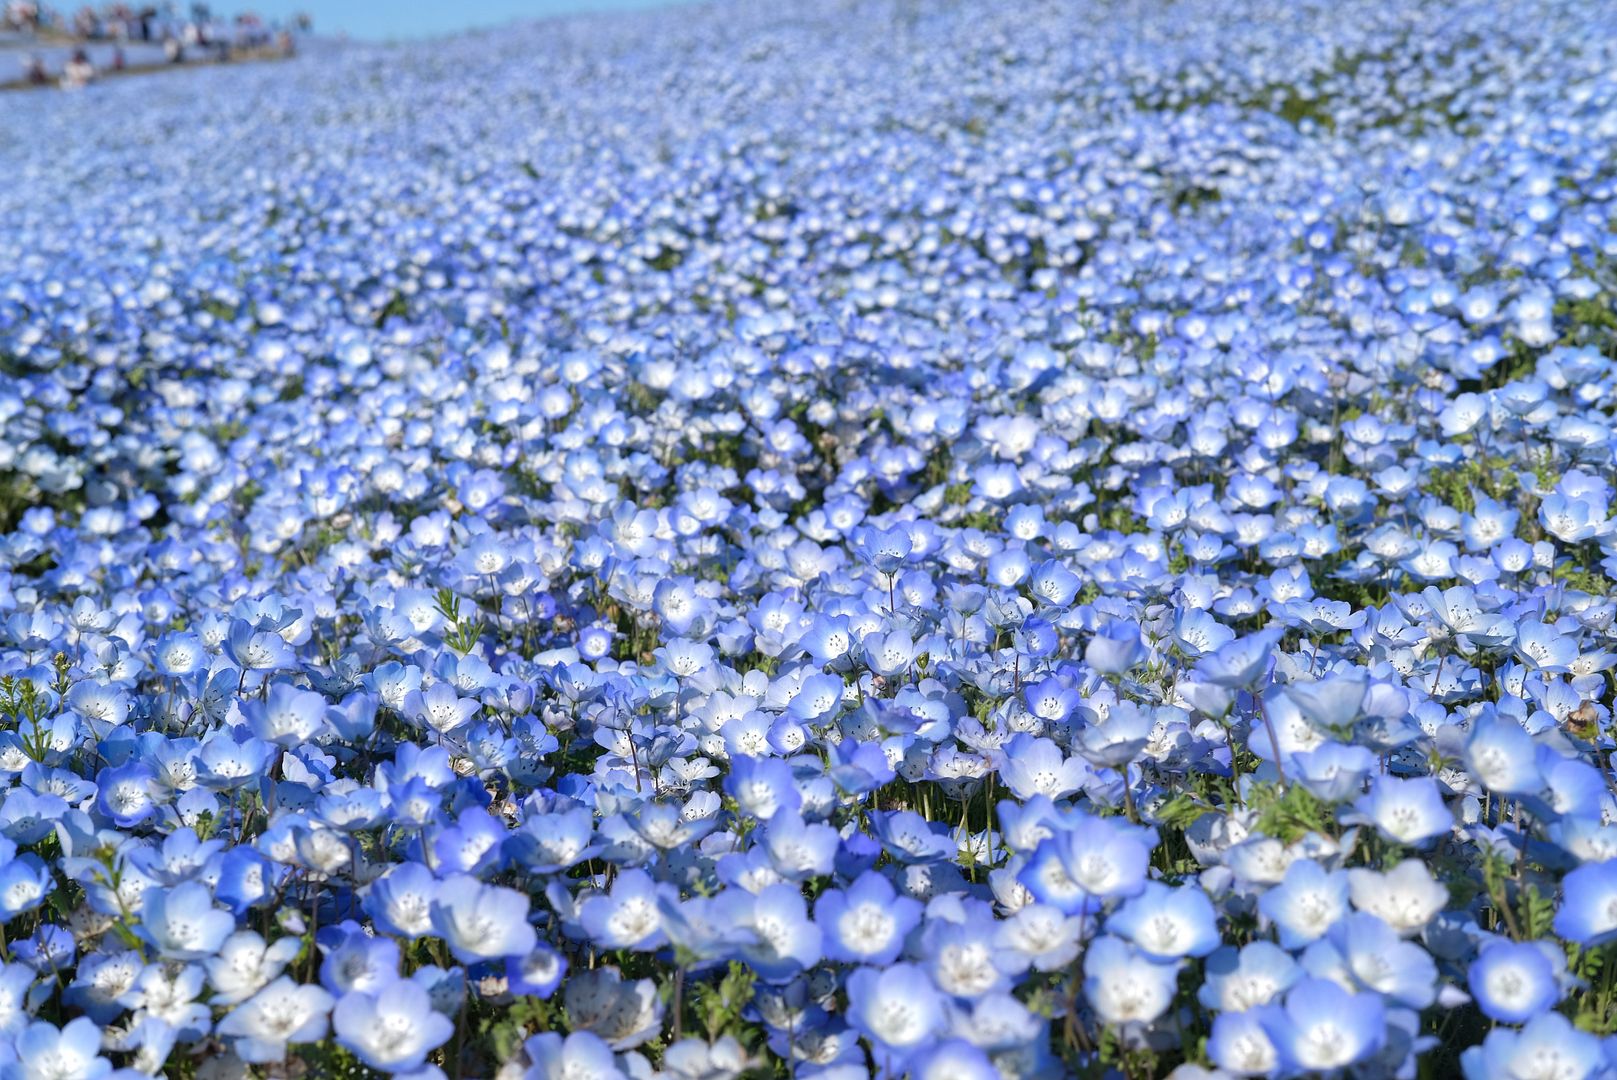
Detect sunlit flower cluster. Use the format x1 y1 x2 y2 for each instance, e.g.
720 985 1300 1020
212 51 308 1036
3 0 1617 1076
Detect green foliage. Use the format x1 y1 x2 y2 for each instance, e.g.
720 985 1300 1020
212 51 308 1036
373 291 409 328
294 1041 380 1078
1097 506 1147 535
436 588 486 654
1152 791 1214 830
623 381 662 414
1095 1022 1160 1079
1518 882 1557 941
479 995 558 1065
1170 185 1222 214
1422 452 1514 514
1271 89 1335 130
1484 339 1541 390
692 961 757 1044
0 674 57 763
1567 945 1617 1035
1553 560 1612 596
1247 781 1335 843
648 247 684 272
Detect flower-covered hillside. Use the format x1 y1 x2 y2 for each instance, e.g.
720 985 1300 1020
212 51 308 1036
3 0 1617 1076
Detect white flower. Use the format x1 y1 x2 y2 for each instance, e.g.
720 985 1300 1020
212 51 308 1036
216 976 333 1063
207 932 301 1007
1347 860 1448 936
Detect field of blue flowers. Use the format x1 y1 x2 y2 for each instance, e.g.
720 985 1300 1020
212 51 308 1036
3 0 1617 1075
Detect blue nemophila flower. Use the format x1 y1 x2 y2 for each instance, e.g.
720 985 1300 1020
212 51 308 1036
657 894 759 965
869 810 957 864
1459 1011 1607 1080
1260 977 1386 1073
1023 676 1081 726
0 851 52 923
801 614 856 670
1208 1006 1283 1076
785 672 846 723
521 1030 625 1080
919 906 1010 998
907 1039 998 1080
318 920 401 995
1348 775 1454 848
7 1 1617 1070
758 813 838 880
828 737 897 796
815 871 923 967
11 924 74 976
862 629 916 679
728 883 822 983
1553 860 1617 947
94 761 159 828
844 963 945 1070
507 807 600 874
1199 941 1299 1013
1083 935 1179 1025
206 931 301 1006
1463 714 1542 796
402 682 481 738
216 846 283 915
1020 813 1151 914
996 902 1087 973
998 735 1088 801
244 683 330 747
62 682 127 733
1539 490 1609 545
215 975 334 1064
127 827 225 887
579 869 670 951
853 525 913 576
1173 608 1235 658
627 798 718 852
1073 701 1155 769
1300 912 1437 1009
196 729 275 791
430 875 539 963
123 962 211 1040
1467 939 1563 1024
411 964 466 1020
1514 621 1579 674
1198 628 1284 688
138 881 235 961
1259 859 1350 949
1293 741 1377 803
1346 859 1450 936
431 806 508 876
725 756 802 822
507 943 568 1000
1027 559 1081 608
1085 619 1145 675
561 964 661 1049
62 951 137 1025
1107 881 1220 960
224 620 296 674
2 1017 111 1080
986 548 1031 589
333 980 455 1074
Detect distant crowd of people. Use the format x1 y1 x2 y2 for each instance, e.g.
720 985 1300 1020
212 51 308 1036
7 2 308 87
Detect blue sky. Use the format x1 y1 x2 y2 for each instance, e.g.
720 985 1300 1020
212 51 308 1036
246 0 701 42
